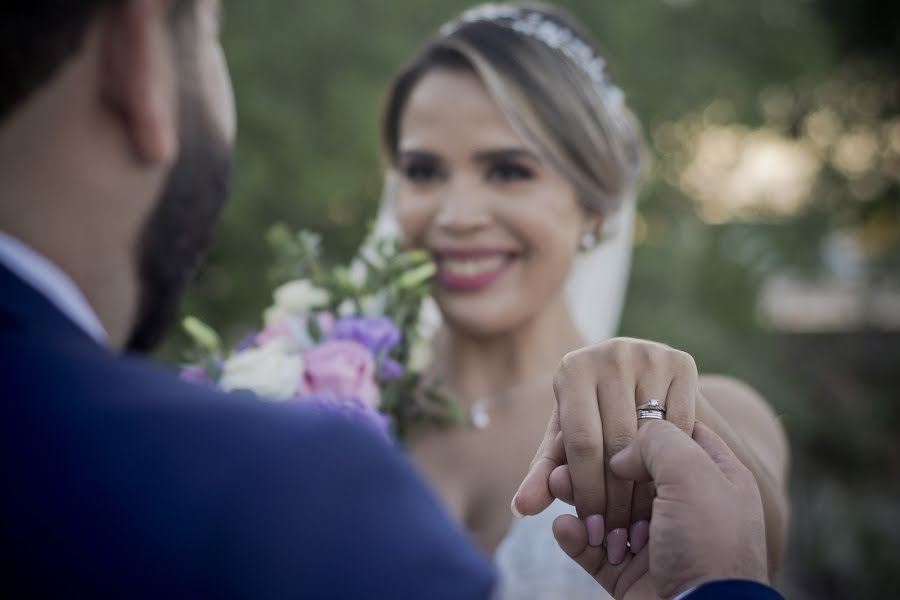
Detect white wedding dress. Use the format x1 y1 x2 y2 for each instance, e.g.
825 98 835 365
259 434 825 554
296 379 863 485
494 500 613 599
375 175 635 600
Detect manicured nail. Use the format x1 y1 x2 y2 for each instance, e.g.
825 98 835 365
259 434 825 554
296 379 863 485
585 514 606 547
629 520 650 554
510 496 524 519
606 528 628 565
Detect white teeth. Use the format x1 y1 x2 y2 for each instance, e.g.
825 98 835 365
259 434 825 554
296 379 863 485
441 255 507 277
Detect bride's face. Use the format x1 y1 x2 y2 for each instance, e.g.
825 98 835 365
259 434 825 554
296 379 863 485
394 69 587 336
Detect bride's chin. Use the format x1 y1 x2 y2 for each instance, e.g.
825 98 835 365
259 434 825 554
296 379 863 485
437 297 525 337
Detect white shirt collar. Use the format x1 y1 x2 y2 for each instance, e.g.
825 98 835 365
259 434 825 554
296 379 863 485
0 231 108 344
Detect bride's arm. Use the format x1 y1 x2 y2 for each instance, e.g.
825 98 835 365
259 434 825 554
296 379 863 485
695 375 790 578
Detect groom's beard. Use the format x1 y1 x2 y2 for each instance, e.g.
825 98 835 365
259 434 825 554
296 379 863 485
125 93 234 353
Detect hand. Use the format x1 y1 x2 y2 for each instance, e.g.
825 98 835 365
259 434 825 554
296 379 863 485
552 421 769 599
513 339 698 565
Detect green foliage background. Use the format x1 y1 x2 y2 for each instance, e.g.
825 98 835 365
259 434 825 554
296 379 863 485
165 1 900 598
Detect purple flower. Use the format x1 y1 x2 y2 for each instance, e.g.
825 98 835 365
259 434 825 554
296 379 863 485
300 394 393 442
180 365 213 386
379 357 406 381
331 316 402 356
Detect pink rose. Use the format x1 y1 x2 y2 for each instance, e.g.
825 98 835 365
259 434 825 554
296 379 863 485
303 340 380 410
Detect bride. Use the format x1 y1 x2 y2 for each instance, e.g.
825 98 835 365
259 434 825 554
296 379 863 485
374 3 789 598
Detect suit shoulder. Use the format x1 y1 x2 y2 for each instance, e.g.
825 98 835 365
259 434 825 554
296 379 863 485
683 580 785 600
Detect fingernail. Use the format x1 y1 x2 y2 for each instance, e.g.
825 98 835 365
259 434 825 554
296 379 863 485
510 496 524 519
606 528 628 565
585 514 605 547
629 520 650 554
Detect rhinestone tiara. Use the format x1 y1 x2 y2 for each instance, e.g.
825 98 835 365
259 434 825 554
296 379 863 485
439 4 625 112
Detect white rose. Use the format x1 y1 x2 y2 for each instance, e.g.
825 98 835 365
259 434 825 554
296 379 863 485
407 336 434 373
417 297 442 340
264 279 330 325
220 345 303 401
407 298 439 372
337 298 357 318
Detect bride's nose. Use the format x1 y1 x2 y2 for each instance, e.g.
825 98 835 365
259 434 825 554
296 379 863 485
434 176 492 232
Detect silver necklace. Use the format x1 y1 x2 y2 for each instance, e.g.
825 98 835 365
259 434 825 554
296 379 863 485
470 398 493 430
465 372 554 430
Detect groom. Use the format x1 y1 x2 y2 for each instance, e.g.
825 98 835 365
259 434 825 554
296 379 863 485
1 1 783 598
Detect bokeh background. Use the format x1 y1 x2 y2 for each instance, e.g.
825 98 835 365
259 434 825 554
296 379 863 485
165 1 900 598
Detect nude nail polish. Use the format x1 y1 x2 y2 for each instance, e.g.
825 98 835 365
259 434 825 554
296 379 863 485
606 528 628 565
585 514 605 547
629 520 650 554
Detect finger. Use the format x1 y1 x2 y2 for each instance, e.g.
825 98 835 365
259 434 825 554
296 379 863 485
555 356 607 520
596 370 640 561
553 514 643 598
692 422 751 487
552 515 611 595
629 480 654 524
548 464 573 505
663 351 698 436
609 420 716 488
513 416 564 516
629 373 672 534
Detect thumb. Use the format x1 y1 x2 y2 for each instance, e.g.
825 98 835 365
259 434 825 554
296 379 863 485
692 422 750 487
512 407 564 516
608 435 652 483
609 420 712 486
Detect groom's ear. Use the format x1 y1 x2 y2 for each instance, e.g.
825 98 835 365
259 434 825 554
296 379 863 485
99 0 178 166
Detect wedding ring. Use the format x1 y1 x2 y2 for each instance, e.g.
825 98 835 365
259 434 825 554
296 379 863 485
636 399 666 420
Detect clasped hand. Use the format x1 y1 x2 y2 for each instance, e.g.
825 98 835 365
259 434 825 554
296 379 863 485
512 338 768 599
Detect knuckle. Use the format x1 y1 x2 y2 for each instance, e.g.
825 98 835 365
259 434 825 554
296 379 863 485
557 349 587 379
602 339 632 371
565 429 603 459
672 349 698 375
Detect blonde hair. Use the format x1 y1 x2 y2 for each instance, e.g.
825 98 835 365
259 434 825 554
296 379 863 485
381 2 643 217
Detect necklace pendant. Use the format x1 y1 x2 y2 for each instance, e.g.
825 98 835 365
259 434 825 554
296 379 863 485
471 400 491 430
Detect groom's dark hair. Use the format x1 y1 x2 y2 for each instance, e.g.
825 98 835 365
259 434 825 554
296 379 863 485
0 1 193 122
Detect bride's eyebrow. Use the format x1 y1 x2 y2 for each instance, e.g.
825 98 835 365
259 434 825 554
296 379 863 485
472 148 540 163
397 149 442 163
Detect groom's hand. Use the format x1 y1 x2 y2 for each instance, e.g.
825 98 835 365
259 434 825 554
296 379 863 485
554 421 770 599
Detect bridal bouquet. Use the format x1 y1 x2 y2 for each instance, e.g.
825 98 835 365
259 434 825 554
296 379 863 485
180 225 458 442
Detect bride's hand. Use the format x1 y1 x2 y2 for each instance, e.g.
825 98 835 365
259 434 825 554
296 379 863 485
512 338 698 563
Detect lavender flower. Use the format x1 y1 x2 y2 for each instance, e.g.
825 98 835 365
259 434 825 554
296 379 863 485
179 365 214 386
331 316 402 356
379 357 406 381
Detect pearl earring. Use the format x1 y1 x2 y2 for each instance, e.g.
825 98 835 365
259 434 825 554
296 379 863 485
579 230 598 251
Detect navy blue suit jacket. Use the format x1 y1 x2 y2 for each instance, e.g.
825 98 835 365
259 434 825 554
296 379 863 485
1 266 494 598
684 580 785 599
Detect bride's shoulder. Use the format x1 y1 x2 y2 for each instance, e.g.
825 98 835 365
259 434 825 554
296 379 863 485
698 374 778 422
698 374 788 480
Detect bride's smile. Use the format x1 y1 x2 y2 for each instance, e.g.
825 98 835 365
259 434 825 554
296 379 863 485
433 248 518 291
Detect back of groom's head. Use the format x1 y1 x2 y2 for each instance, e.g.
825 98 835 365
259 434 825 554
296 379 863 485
0 0 236 352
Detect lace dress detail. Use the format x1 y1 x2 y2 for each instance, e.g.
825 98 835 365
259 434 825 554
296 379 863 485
493 499 613 599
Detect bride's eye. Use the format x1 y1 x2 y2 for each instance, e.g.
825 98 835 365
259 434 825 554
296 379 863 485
486 162 535 184
401 161 443 184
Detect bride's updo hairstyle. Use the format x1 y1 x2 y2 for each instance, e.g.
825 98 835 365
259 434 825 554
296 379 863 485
382 2 643 218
